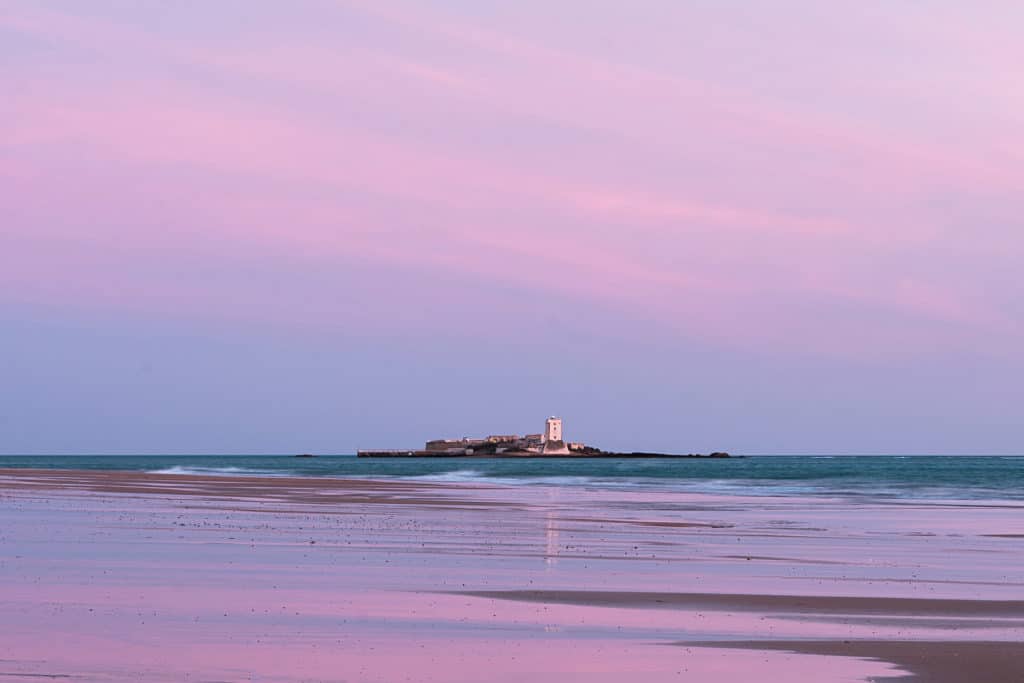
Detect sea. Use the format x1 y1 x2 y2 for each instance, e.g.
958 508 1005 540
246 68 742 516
1 455 1022 502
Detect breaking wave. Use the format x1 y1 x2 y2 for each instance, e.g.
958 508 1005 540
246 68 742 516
147 465 287 477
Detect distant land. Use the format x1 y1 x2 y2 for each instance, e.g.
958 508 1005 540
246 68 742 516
357 417 731 458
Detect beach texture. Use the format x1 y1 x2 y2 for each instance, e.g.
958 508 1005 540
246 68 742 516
1 468 1022 682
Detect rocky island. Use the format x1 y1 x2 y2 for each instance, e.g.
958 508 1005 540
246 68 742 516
357 417 731 458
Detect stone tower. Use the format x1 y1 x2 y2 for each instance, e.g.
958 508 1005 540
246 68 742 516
542 417 568 454
544 416 563 443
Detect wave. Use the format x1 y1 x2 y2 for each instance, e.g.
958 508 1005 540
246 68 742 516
147 465 287 477
399 469 637 488
378 472 1016 502
403 469 487 483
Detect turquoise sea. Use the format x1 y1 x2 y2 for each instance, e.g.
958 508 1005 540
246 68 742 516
1 455 1022 501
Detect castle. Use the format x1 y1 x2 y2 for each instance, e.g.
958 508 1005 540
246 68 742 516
422 416 581 455
357 417 730 458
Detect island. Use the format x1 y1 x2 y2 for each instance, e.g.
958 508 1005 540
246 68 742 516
357 417 731 458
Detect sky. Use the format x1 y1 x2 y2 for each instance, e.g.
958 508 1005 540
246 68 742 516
2 1 1023 454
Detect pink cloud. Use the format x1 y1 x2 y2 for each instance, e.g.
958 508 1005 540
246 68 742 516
337 0 1024 194
2 2 1022 358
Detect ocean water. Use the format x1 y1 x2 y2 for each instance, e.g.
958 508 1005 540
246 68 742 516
1 454 1022 501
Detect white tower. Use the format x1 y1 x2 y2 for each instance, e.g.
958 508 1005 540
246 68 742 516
544 417 563 444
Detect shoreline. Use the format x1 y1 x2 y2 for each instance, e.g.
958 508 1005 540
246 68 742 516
4 464 1023 506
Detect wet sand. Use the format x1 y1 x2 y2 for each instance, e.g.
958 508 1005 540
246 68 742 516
463 592 1024 682
0 467 502 506
457 589 1024 617
689 640 1024 683
1 468 1022 682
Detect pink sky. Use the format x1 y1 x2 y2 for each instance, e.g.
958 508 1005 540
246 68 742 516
2 2 1023 453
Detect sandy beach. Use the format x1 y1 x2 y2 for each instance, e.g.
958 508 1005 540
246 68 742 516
1 468 1022 682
